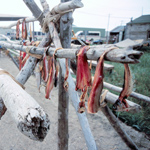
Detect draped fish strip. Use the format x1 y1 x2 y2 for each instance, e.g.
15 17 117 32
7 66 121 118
16 20 20 40
76 46 92 113
45 57 55 99
88 47 117 114
42 50 49 82
113 64 133 111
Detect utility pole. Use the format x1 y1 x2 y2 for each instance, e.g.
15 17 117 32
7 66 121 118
106 14 110 44
142 7 143 15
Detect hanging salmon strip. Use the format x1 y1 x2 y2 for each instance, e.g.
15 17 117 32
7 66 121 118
45 57 55 99
88 48 116 114
113 64 132 111
75 46 92 113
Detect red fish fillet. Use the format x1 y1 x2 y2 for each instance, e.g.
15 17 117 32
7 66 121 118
88 48 114 113
45 57 55 99
113 64 132 111
16 20 20 40
76 46 91 91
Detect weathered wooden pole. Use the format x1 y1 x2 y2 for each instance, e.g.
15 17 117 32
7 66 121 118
104 82 150 104
0 69 50 141
101 105 139 150
57 0 74 149
0 41 143 64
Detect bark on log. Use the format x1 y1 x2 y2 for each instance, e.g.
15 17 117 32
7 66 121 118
0 69 50 141
0 41 143 64
50 0 83 15
48 22 97 150
104 82 150 104
101 105 139 150
0 97 7 119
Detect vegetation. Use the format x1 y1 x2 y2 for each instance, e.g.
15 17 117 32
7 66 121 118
103 48 150 137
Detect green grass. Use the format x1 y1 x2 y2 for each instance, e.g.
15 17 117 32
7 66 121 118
104 50 150 136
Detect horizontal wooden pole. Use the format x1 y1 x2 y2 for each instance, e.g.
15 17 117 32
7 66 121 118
0 17 37 29
0 68 50 141
104 82 150 104
0 41 143 64
105 91 141 112
0 34 21 44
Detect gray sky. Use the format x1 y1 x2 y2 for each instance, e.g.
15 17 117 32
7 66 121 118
0 0 150 31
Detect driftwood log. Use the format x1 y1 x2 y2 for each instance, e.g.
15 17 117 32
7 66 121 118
50 0 83 15
0 41 143 64
0 17 37 29
0 69 50 141
0 97 7 119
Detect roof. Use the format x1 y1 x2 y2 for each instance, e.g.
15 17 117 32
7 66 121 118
128 15 150 24
110 26 125 33
0 14 27 21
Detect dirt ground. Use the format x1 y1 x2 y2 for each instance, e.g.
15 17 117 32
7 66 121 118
0 51 150 150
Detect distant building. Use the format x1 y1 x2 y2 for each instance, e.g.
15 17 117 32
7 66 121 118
124 15 150 41
72 26 105 42
109 26 125 43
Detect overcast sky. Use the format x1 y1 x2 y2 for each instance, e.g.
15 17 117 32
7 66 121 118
0 0 150 31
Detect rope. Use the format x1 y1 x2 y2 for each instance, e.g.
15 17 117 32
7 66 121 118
100 89 109 107
25 47 43 59
0 70 25 89
53 47 63 58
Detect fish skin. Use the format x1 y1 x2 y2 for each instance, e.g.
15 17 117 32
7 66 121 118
113 64 132 110
63 58 69 91
22 18 27 40
42 52 49 82
88 48 115 113
35 62 42 92
16 20 20 40
76 46 92 91
45 57 55 99
75 46 92 113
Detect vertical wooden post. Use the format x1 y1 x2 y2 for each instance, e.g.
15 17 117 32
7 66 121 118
58 1 73 149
